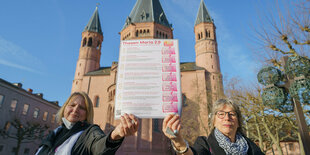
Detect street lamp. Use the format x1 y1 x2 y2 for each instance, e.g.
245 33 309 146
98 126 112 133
257 55 310 154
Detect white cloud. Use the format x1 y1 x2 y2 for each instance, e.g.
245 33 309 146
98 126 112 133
0 36 45 74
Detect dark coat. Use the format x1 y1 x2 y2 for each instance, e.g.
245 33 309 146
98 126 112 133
191 130 265 155
36 121 123 155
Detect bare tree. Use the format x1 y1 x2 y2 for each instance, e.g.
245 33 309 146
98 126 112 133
0 118 49 155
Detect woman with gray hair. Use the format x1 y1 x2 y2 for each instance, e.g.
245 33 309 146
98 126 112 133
162 98 264 155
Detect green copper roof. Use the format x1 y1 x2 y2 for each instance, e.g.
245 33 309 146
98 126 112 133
123 0 172 30
83 7 103 35
195 0 213 25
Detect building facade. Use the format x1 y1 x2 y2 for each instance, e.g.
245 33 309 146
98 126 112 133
71 0 223 154
0 78 60 155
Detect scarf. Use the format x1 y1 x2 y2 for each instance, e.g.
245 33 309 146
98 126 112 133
214 128 249 155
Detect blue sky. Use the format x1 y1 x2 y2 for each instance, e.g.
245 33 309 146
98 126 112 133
0 0 280 105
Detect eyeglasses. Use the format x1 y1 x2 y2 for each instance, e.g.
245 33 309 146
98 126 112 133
216 111 237 119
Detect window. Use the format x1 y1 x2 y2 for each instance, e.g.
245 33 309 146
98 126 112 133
0 94 4 108
0 145 3 152
11 147 17 154
95 96 100 107
51 114 56 123
24 148 30 155
153 119 160 132
4 122 11 132
289 143 294 151
82 38 86 47
10 100 17 111
96 41 100 50
33 108 39 118
43 111 48 121
87 37 92 47
198 33 201 40
22 104 29 115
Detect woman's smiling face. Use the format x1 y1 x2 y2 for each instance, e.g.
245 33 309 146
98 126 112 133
64 95 87 123
214 105 239 138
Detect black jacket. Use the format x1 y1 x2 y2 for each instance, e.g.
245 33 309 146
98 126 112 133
36 121 123 155
192 130 265 155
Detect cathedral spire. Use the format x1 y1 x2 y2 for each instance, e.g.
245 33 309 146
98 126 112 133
83 7 103 35
122 0 171 30
195 0 213 25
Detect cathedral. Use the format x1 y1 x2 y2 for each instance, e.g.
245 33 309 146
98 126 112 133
71 0 223 154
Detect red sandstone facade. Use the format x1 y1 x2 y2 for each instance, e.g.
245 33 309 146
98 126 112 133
71 1 223 154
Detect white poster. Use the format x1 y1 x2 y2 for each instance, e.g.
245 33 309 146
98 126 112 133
115 39 182 119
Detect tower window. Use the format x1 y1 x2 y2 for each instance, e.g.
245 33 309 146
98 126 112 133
96 41 100 50
87 37 92 47
82 38 87 47
198 34 201 40
208 30 211 38
95 96 100 107
212 65 214 69
201 32 203 39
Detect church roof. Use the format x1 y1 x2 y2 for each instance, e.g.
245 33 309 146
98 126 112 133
85 62 204 76
122 0 171 30
83 7 103 35
195 0 213 26
180 62 205 71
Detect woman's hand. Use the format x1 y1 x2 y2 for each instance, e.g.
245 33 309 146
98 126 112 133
162 114 181 140
111 113 139 140
162 114 193 155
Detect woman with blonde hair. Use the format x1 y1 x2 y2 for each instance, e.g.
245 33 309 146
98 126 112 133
36 91 139 155
162 98 264 155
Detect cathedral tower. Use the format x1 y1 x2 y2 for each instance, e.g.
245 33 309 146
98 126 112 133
194 0 224 102
120 0 173 40
72 7 103 93
118 0 173 154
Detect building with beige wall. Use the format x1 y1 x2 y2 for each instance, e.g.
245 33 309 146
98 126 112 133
0 78 60 155
71 0 223 154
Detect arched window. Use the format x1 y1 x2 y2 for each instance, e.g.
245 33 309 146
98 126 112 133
136 30 139 37
95 96 100 107
143 29 146 33
147 29 150 33
211 54 213 58
140 30 142 33
198 34 201 40
156 31 159 37
208 30 211 38
96 41 100 50
201 32 203 39
82 38 87 47
87 37 92 47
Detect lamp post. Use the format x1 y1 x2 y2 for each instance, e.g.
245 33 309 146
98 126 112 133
257 55 310 154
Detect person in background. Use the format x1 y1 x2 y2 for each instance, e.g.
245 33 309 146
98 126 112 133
36 91 139 155
162 98 264 155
